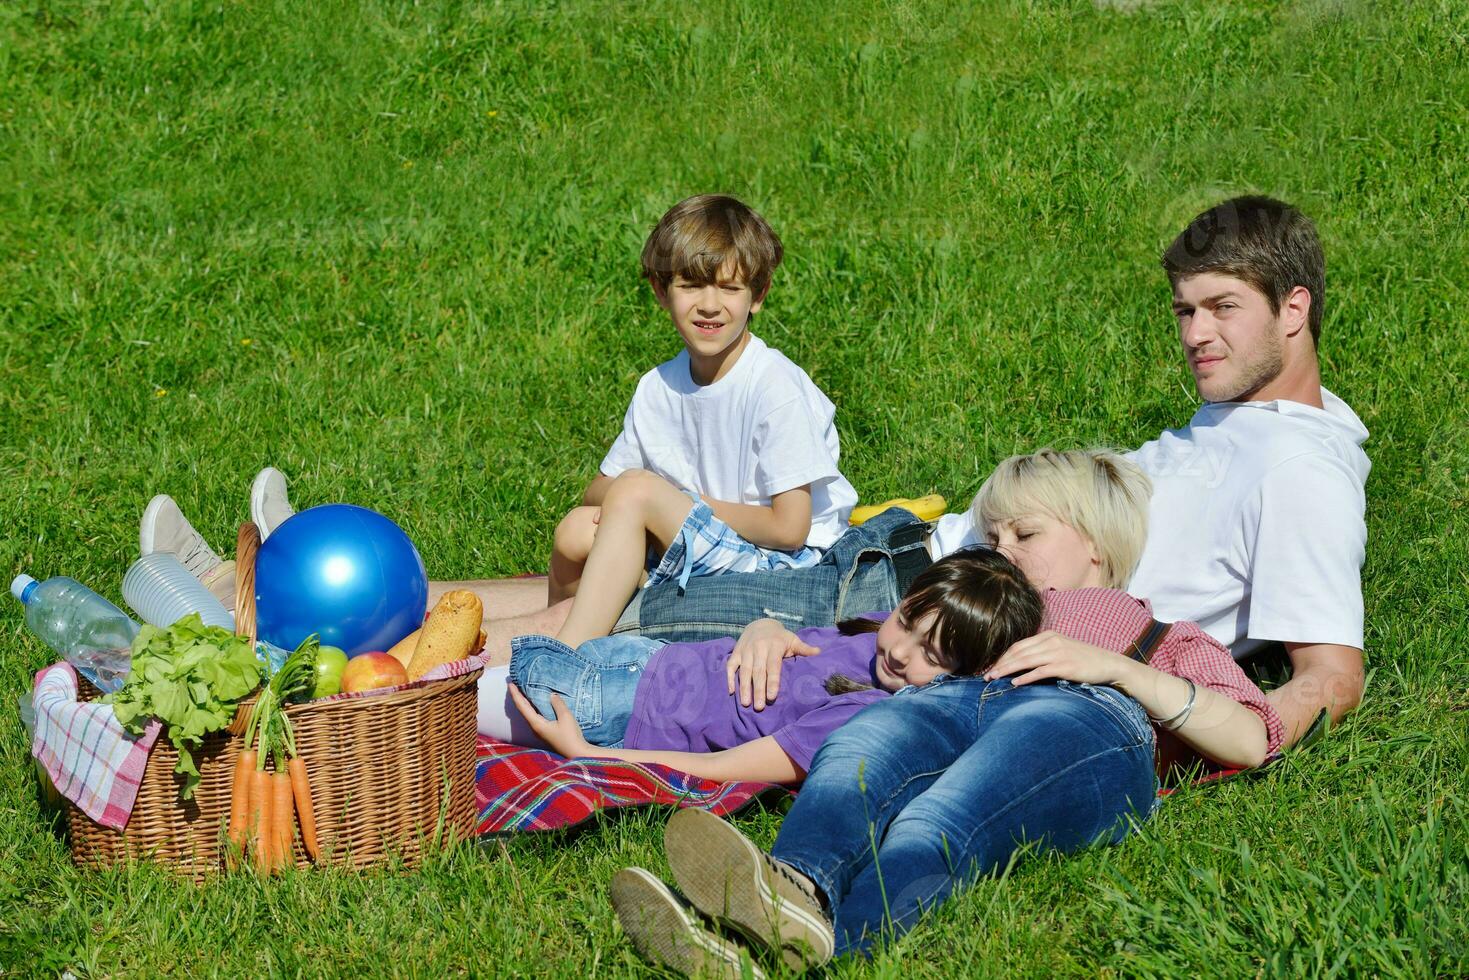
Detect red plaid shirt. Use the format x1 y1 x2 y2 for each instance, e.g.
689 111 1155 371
1041 588 1286 756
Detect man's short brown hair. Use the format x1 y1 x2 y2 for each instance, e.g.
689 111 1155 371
1162 195 1326 344
641 195 783 298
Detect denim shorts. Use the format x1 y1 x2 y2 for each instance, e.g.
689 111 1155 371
646 498 823 592
507 633 666 747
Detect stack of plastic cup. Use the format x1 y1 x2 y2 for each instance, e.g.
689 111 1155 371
122 553 234 631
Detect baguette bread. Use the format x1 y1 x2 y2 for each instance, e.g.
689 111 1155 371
390 625 486 669
406 590 483 681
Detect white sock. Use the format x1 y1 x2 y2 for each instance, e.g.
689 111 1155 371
476 664 550 748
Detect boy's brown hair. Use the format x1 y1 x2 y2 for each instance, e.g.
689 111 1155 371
640 195 783 299
1162 195 1326 344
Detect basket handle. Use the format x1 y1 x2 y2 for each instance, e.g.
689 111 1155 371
235 522 261 647
225 522 263 737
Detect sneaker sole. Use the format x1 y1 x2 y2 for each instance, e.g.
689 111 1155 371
249 468 277 540
610 868 763 980
139 494 171 555
664 809 834 970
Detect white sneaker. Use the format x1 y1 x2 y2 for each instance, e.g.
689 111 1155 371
140 495 223 577
139 495 236 606
250 467 296 540
663 808 834 970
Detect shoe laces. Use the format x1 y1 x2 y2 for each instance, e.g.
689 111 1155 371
173 534 216 577
764 855 826 917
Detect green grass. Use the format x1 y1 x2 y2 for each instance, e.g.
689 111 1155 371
3 0 1467 975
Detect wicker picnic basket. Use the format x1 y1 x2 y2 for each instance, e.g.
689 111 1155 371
66 522 483 879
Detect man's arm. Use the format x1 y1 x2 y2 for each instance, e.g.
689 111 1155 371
702 485 814 552
1269 642 1365 747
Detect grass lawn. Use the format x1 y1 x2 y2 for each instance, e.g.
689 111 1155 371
3 0 1467 975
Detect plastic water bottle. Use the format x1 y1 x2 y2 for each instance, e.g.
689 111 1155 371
257 640 291 674
10 574 141 694
121 552 233 631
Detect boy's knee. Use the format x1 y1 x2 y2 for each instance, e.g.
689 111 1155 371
553 506 599 560
604 469 672 510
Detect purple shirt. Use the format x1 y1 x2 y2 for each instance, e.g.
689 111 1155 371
622 626 888 772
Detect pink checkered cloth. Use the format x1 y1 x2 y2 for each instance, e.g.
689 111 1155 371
29 663 162 830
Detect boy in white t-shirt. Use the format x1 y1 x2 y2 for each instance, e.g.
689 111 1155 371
550 195 857 648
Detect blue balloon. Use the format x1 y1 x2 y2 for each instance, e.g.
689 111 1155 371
254 504 428 658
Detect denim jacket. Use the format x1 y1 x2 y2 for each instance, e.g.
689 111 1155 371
625 507 935 643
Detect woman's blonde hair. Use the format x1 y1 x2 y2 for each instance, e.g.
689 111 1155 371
969 448 1152 589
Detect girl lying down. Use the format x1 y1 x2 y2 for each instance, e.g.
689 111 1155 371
506 549 1040 784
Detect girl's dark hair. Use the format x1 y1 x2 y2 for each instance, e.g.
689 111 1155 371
827 550 1045 694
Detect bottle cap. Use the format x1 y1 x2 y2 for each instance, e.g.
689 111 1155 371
10 574 38 604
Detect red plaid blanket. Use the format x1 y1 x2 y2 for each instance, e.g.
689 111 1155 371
470 736 1284 835
473 735 791 835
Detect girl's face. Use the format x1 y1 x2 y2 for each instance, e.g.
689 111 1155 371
873 610 950 691
985 512 1105 591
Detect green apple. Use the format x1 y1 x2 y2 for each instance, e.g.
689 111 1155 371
312 645 349 699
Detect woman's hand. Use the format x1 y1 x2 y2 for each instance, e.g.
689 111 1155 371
985 631 1128 687
508 683 594 758
727 618 821 710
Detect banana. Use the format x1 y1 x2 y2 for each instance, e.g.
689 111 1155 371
848 493 948 527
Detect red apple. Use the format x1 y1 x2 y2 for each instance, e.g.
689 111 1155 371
341 651 409 694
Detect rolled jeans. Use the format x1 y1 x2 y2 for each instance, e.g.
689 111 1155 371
508 634 666 747
771 676 1158 958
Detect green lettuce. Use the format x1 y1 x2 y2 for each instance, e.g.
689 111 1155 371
103 613 262 799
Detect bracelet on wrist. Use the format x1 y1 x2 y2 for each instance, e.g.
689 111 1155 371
1149 678 1197 731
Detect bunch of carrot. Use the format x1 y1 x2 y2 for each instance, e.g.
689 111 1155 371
226 639 321 873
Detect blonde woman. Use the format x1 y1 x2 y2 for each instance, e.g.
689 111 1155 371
610 449 1286 974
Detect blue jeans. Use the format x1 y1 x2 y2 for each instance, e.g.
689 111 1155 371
507 634 665 747
618 507 935 643
771 676 1158 958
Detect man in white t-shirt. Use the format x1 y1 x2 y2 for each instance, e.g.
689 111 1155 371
1134 196 1368 744
547 194 857 648
931 196 1368 746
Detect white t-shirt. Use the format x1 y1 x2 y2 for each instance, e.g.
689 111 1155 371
1126 388 1370 658
926 389 1370 660
929 511 983 557
600 335 858 550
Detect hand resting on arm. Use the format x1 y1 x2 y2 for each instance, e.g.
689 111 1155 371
985 631 1270 770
